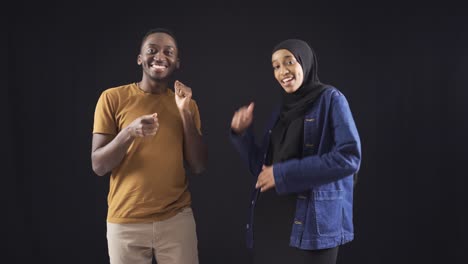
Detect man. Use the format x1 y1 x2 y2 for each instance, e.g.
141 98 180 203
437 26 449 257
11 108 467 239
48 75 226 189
91 28 207 264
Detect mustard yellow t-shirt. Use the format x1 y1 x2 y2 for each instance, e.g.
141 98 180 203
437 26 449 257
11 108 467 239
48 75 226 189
93 83 202 223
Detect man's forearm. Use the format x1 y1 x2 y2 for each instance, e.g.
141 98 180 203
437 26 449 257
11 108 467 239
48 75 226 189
180 110 208 174
92 127 135 176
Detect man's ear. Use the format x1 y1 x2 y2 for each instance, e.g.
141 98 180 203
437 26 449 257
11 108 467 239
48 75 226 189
137 55 142 65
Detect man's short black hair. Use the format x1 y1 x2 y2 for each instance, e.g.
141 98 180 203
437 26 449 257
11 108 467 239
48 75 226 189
140 28 178 50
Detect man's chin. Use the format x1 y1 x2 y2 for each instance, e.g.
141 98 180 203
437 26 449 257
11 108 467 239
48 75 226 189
150 74 172 82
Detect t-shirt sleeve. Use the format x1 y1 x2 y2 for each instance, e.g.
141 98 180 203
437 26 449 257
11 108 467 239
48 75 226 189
93 91 118 135
191 100 202 135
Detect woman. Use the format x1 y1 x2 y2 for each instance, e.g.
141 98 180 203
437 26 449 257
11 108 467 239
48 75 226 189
230 39 361 264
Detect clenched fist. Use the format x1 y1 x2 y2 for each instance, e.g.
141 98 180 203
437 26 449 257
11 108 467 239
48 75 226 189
174 80 192 114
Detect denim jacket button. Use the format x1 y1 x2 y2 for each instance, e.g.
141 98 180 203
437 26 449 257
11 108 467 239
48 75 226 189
246 224 250 229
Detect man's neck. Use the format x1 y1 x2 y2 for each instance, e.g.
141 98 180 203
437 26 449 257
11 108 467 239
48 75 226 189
138 78 169 94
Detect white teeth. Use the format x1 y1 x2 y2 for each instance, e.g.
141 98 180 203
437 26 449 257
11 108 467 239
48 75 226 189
151 65 166 69
282 77 293 83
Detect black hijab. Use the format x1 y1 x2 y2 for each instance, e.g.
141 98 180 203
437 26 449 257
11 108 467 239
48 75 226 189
267 39 329 164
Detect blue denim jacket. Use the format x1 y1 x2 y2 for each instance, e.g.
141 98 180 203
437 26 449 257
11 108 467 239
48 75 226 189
230 87 361 250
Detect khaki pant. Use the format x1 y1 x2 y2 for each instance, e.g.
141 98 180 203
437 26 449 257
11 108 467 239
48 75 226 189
107 207 198 264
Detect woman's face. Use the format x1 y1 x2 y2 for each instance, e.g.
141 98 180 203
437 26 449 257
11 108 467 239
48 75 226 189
272 49 304 93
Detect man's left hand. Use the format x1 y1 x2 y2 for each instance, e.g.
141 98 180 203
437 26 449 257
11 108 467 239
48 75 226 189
175 80 192 114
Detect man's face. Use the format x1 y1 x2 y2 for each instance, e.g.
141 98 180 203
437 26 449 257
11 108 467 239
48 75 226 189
138 32 179 81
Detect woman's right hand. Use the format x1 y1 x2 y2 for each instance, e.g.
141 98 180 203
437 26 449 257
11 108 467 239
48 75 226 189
231 102 254 135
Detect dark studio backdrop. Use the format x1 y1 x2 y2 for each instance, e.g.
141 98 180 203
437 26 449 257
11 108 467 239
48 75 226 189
5 1 468 264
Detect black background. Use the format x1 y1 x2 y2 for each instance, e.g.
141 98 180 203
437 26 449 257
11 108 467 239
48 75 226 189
6 1 468 263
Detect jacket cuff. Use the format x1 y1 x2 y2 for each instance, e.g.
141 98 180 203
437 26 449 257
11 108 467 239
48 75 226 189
273 163 287 194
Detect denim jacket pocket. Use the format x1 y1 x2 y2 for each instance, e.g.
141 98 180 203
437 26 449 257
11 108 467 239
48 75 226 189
313 190 344 236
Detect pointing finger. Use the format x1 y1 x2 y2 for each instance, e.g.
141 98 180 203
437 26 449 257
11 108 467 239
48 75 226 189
141 114 156 124
247 102 255 113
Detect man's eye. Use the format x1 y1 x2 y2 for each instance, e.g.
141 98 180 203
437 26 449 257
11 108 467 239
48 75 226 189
146 48 155 54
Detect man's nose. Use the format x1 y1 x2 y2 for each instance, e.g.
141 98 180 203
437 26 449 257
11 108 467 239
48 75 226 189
153 52 165 61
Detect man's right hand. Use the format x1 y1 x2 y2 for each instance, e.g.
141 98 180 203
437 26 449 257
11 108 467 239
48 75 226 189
231 102 254 135
128 113 159 137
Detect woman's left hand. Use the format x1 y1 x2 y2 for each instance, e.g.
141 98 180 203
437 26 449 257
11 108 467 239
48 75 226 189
256 165 276 192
